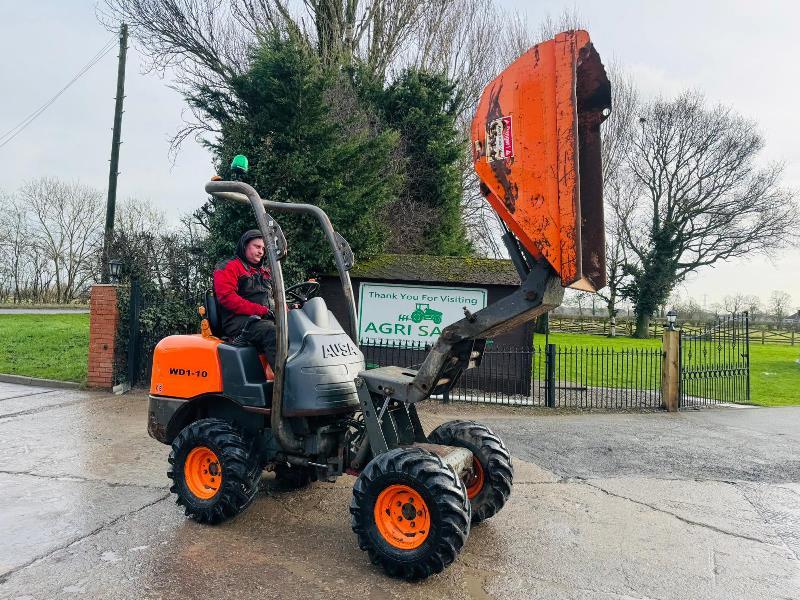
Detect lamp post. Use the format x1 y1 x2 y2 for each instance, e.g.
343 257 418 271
666 308 678 331
109 259 123 284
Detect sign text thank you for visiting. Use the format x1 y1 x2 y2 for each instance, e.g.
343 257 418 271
358 283 488 344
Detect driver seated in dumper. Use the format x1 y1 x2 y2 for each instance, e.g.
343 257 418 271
213 229 277 368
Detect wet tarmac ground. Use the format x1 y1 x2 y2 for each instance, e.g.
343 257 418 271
1 381 798 599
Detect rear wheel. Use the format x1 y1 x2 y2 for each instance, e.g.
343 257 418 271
350 447 470 580
168 418 260 524
428 420 513 524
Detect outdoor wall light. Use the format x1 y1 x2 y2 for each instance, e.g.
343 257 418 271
666 308 678 331
109 258 123 284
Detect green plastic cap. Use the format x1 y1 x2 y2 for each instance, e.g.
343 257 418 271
230 154 249 173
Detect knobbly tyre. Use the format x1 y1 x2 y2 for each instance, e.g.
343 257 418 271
146 29 611 580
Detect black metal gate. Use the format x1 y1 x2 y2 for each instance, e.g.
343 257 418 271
679 312 750 407
116 281 205 388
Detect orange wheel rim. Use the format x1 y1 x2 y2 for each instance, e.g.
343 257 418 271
184 446 222 500
374 484 431 549
465 457 485 499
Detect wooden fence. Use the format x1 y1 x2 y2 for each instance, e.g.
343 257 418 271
549 316 798 345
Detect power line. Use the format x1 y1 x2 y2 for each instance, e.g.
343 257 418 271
0 36 118 150
0 37 117 147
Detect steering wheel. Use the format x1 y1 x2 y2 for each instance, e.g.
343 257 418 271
285 281 320 305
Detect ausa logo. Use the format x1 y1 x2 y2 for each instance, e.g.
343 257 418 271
321 342 359 359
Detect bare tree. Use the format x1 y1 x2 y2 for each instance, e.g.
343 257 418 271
723 293 748 314
102 0 434 149
768 290 792 328
110 197 210 301
742 294 761 319
595 214 627 319
614 91 799 337
22 178 105 303
113 197 170 289
564 289 591 317
0 194 36 303
534 7 585 44
596 66 639 318
672 295 704 323
0 195 16 301
408 0 526 123
601 64 639 188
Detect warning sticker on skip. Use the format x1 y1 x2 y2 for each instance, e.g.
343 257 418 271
486 115 513 162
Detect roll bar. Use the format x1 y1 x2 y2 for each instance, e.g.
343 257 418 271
204 180 359 453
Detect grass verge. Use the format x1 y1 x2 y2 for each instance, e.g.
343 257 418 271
0 303 88 309
0 314 89 383
746 343 800 407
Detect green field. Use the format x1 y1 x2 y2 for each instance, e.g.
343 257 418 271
745 343 800 407
539 332 663 350
0 314 89 383
535 332 799 407
530 332 663 392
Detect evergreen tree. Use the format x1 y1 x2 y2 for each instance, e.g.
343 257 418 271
191 35 401 283
371 69 472 256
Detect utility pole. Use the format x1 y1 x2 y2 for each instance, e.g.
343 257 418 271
101 23 128 284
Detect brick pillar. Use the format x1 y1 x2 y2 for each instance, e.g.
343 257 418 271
88 284 119 389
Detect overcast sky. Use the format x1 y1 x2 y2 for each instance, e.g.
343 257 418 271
1 0 798 310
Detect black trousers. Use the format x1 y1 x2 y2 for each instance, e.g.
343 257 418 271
224 316 277 368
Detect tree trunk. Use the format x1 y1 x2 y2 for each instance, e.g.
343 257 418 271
634 313 651 338
606 302 617 337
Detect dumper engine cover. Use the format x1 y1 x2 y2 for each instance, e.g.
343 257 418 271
282 297 364 417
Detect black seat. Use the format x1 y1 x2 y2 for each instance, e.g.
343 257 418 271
205 289 224 338
206 289 274 383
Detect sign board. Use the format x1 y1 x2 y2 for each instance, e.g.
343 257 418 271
358 283 487 345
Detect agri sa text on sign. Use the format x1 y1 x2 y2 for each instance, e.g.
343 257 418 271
357 283 487 344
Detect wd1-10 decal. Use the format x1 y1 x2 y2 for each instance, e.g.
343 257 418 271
357 283 487 344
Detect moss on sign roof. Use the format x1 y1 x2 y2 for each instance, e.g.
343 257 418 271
348 254 520 286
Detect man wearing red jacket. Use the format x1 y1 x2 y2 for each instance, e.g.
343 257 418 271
213 229 276 367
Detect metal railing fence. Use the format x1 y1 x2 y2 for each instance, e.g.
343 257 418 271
361 338 663 409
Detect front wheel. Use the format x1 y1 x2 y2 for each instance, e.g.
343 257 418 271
350 447 471 580
428 420 513 524
168 418 260 524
